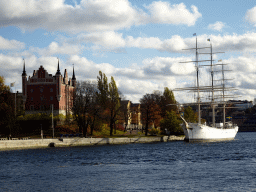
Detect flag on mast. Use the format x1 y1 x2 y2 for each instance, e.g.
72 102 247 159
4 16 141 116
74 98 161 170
10 82 15 87
207 38 210 41
193 33 196 36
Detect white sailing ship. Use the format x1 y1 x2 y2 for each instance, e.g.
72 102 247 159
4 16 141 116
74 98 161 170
176 34 239 141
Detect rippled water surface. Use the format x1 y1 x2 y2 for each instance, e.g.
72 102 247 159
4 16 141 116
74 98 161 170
1 133 256 191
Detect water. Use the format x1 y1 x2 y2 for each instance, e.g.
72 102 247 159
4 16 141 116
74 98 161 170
1 132 256 191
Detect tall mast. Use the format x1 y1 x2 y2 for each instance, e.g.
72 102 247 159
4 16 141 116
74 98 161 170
221 62 226 126
196 35 201 124
208 39 215 127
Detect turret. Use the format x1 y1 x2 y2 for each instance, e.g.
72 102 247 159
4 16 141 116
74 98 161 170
22 59 27 104
56 59 61 75
72 64 76 87
55 59 62 102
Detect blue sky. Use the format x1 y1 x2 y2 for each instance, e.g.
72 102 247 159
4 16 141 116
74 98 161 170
1 0 256 103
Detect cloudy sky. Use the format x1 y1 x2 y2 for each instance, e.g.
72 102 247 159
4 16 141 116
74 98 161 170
1 0 256 103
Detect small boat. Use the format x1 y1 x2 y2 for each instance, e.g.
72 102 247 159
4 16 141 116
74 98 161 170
176 34 239 141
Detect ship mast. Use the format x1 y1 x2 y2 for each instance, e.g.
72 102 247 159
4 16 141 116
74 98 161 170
215 60 235 127
195 35 201 124
209 40 215 127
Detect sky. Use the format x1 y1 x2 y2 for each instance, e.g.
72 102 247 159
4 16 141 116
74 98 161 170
1 0 256 104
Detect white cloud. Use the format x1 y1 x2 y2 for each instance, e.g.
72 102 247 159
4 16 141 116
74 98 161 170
74 32 256 54
0 0 146 32
245 6 256 26
0 0 201 33
126 36 163 49
146 2 202 26
77 32 188 52
31 42 83 56
142 57 195 76
208 21 225 31
78 31 126 48
0 36 25 50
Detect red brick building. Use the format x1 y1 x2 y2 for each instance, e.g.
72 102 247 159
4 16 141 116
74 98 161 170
22 60 76 116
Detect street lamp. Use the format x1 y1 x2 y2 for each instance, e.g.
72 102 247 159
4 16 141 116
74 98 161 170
52 104 54 138
41 124 43 140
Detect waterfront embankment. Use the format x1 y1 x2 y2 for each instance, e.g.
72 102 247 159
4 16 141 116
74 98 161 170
0 136 184 151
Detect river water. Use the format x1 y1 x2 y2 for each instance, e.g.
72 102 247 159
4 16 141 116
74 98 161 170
1 132 256 191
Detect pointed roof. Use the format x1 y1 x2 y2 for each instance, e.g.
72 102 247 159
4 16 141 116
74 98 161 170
56 59 61 75
72 64 76 80
22 59 27 76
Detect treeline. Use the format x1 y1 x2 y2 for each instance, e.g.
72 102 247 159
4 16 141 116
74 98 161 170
0 72 198 137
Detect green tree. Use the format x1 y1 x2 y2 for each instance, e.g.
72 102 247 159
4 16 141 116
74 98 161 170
108 76 120 135
160 111 182 134
97 71 109 110
160 87 177 118
184 106 197 123
0 76 15 136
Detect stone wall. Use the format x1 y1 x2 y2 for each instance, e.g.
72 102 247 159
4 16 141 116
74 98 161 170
0 136 184 150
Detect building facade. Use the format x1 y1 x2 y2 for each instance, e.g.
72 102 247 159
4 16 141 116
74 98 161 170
120 100 142 130
22 61 76 116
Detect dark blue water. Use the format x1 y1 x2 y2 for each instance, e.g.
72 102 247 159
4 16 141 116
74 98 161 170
1 133 256 191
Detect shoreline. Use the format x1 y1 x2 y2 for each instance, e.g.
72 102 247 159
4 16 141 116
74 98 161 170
0 136 184 151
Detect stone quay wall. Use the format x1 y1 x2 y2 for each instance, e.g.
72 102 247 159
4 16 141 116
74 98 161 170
0 136 184 151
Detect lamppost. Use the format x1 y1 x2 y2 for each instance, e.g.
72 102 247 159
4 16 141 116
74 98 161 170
41 124 43 140
52 104 54 138
10 82 16 117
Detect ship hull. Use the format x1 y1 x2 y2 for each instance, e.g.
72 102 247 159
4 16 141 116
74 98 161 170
182 123 239 142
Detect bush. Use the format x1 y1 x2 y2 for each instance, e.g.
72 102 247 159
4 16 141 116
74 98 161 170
116 124 125 131
149 127 161 135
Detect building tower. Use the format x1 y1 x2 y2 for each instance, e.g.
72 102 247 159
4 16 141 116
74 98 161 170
21 59 27 108
55 59 62 102
72 65 76 87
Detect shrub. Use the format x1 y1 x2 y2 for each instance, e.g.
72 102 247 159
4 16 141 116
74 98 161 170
149 127 161 135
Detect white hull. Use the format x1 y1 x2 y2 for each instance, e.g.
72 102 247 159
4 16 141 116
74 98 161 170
181 123 238 141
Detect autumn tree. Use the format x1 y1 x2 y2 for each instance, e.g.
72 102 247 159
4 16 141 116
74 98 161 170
140 93 161 136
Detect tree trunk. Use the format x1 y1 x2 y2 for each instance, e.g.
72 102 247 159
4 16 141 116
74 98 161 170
110 118 114 136
145 122 148 136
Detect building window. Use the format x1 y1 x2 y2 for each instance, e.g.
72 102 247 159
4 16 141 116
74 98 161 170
41 97 43 101
40 88 43 93
30 89 34 93
50 88 53 92
31 97 33 101
50 96 53 101
30 105 34 110
40 105 44 110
